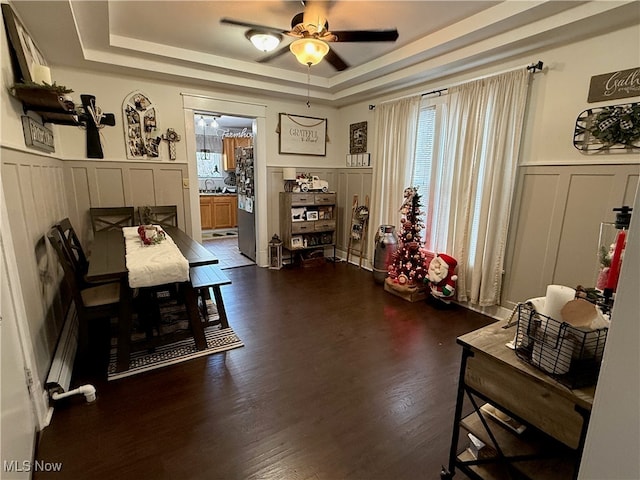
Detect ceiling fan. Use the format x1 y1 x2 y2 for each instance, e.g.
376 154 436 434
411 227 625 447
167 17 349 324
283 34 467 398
220 2 399 71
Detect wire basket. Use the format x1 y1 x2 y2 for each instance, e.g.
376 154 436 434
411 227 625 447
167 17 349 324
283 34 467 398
514 303 608 389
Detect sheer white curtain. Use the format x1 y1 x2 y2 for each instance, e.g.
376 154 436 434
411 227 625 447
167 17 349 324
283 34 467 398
370 96 421 260
443 69 531 306
418 96 450 254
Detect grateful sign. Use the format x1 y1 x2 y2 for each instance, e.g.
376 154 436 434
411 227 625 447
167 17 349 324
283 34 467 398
588 67 640 103
278 113 327 156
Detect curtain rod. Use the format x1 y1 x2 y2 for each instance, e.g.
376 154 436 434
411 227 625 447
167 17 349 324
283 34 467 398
369 60 544 110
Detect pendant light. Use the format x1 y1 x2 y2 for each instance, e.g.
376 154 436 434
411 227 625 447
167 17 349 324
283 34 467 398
290 38 329 66
246 30 282 52
199 116 210 160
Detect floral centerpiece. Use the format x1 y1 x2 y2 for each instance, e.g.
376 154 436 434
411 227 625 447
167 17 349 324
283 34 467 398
137 224 165 245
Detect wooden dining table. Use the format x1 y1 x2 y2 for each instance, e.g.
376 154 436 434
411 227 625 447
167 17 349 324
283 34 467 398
86 226 219 373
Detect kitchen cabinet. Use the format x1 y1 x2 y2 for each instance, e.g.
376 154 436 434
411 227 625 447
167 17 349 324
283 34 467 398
440 320 594 480
200 195 237 230
200 196 214 230
222 137 251 171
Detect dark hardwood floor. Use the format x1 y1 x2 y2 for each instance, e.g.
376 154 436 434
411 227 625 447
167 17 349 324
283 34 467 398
34 262 494 480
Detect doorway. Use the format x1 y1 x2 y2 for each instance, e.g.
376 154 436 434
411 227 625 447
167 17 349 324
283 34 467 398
193 111 255 265
182 94 268 266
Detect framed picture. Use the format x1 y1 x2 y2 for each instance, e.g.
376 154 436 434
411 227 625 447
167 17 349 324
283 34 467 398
291 207 306 222
2 4 47 83
291 236 304 248
349 121 367 154
279 113 327 156
306 211 319 221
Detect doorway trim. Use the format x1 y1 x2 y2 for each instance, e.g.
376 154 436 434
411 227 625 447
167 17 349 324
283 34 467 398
182 94 268 267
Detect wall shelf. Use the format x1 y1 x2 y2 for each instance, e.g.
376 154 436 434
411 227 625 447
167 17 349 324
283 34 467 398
12 86 78 126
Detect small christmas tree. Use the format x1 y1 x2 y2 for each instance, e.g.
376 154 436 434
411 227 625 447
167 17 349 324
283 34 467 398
387 186 430 288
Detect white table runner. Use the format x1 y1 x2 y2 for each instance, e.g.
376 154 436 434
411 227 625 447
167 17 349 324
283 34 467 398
123 226 190 288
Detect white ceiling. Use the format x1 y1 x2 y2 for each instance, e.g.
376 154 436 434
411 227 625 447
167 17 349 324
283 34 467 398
9 1 640 106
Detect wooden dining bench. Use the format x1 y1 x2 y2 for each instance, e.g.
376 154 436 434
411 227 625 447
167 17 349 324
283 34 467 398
189 265 232 329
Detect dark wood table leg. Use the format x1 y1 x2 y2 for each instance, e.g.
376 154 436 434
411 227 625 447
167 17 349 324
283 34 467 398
116 277 133 372
183 281 208 350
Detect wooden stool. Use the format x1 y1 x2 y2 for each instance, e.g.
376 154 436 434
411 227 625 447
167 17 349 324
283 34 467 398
189 265 232 329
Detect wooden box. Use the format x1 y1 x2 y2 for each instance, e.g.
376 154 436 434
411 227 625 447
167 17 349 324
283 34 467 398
384 281 427 302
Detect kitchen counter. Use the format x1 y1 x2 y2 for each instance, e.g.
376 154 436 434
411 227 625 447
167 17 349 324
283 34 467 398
199 192 237 196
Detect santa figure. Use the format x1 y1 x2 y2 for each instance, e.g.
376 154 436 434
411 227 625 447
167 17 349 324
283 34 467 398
426 253 458 303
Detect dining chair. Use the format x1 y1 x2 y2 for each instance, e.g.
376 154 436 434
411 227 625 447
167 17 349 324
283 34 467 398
55 218 91 286
138 205 178 228
89 207 135 233
47 227 122 365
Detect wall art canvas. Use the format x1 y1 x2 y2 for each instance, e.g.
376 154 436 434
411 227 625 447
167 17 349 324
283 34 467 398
279 113 327 156
349 121 367 154
1 4 47 83
123 91 161 159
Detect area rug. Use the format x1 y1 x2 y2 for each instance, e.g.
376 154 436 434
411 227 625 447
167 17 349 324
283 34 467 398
107 327 243 380
202 228 238 239
107 297 243 380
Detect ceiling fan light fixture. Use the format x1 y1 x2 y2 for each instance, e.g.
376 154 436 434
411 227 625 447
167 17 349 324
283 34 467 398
290 38 329 66
246 30 282 52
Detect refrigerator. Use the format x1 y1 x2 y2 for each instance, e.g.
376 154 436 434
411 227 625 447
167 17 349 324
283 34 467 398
236 146 256 261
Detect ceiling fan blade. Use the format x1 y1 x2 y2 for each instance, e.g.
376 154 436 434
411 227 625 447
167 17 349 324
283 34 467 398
325 48 349 71
256 45 291 64
329 29 399 42
220 18 288 35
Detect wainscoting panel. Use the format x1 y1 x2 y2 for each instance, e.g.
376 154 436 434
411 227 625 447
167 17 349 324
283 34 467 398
94 167 127 207
1 148 67 383
336 169 373 258
64 160 191 242
154 167 189 230
66 166 92 240
502 164 640 310
129 168 156 206
266 168 284 242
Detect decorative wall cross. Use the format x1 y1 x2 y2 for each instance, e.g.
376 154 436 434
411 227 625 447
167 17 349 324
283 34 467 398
162 128 181 160
79 94 115 158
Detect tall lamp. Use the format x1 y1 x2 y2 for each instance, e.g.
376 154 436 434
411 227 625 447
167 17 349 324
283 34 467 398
283 167 297 192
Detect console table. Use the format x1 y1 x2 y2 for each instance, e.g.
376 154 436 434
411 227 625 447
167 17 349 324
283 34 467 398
441 320 595 480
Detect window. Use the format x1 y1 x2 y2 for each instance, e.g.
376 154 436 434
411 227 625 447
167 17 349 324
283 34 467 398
411 97 447 252
196 152 223 177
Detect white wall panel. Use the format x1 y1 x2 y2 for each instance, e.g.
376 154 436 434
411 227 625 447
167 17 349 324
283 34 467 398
94 168 127 207
503 165 640 309
129 168 156 207
1 149 67 384
554 174 620 288
63 160 190 243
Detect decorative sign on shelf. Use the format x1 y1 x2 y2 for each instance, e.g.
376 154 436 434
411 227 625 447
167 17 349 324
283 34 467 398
21 116 54 153
573 102 640 152
278 113 327 156
588 67 640 103
349 121 367 154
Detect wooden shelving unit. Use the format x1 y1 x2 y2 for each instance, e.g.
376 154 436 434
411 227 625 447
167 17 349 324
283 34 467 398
279 192 337 261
